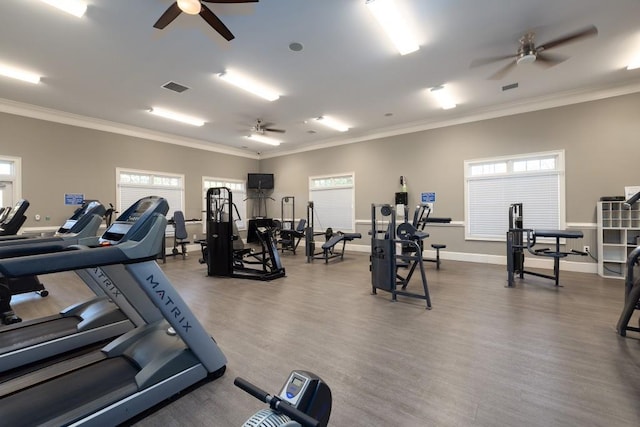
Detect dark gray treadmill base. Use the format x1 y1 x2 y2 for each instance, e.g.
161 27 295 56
0 316 79 354
0 357 139 425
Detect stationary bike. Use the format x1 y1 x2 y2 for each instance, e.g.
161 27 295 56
235 370 332 427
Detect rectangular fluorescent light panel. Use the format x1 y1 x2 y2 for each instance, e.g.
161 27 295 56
217 71 280 101
366 0 419 55
149 107 205 126
315 116 350 132
429 86 456 110
246 134 281 146
0 64 40 84
40 0 87 18
628 56 640 70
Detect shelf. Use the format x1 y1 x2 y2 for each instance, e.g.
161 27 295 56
597 202 640 279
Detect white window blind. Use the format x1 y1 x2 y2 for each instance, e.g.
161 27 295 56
309 173 355 232
203 177 247 230
117 168 184 220
465 151 564 240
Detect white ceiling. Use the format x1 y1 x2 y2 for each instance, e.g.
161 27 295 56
1 0 640 158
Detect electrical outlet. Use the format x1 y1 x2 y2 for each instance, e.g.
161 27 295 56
583 245 590 253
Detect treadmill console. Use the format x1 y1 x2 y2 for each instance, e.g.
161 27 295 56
98 196 168 245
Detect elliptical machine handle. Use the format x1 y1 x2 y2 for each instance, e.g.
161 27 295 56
234 377 321 427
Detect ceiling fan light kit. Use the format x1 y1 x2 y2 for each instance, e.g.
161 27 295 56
177 0 202 15
470 25 598 80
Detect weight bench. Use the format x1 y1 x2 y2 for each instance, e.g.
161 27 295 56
507 228 586 287
319 232 362 263
279 219 306 254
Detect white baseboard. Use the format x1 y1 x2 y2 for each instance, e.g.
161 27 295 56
344 242 597 274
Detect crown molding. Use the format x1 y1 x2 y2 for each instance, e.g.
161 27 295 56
0 98 259 160
260 78 640 159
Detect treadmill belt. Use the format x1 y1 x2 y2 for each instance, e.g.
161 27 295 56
0 357 139 425
0 316 79 355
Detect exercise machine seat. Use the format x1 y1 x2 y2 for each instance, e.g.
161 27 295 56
171 210 190 259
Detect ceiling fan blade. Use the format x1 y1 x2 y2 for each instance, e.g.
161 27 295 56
199 4 235 40
537 25 598 52
265 128 286 133
153 2 182 29
535 52 568 67
488 60 517 80
470 54 516 68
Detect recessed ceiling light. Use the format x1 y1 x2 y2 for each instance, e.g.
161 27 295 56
0 64 40 84
39 0 87 18
148 107 205 126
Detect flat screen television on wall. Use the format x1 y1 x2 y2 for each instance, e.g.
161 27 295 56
247 173 274 190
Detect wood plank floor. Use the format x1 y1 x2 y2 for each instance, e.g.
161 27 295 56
8 250 640 427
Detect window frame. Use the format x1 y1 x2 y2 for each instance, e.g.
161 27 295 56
202 176 247 231
308 172 355 232
116 167 185 218
464 150 565 241
0 155 22 206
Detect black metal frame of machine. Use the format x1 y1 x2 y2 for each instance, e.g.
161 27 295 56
202 187 285 281
370 203 431 309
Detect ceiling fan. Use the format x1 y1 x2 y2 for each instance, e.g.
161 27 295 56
153 0 259 41
252 119 286 134
470 25 598 80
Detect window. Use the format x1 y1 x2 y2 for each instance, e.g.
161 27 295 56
0 156 21 208
203 177 247 230
464 151 565 240
117 168 184 218
309 173 355 231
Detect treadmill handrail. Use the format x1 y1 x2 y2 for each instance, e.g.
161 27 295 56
0 215 166 279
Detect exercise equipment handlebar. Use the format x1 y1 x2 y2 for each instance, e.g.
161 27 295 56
234 377 321 427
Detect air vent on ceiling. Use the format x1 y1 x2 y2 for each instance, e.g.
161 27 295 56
502 82 519 91
162 81 190 93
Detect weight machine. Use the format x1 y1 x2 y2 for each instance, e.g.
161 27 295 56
506 203 586 287
305 201 361 263
616 190 640 336
370 203 431 309
201 187 285 281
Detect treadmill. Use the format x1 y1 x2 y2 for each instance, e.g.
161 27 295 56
0 199 166 371
0 200 108 319
0 199 29 236
0 196 227 426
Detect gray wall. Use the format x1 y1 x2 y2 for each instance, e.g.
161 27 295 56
2 92 638 261
260 92 640 260
1 112 258 238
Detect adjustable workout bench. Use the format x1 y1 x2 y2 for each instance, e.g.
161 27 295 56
279 219 306 254
506 203 586 287
319 232 362 263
